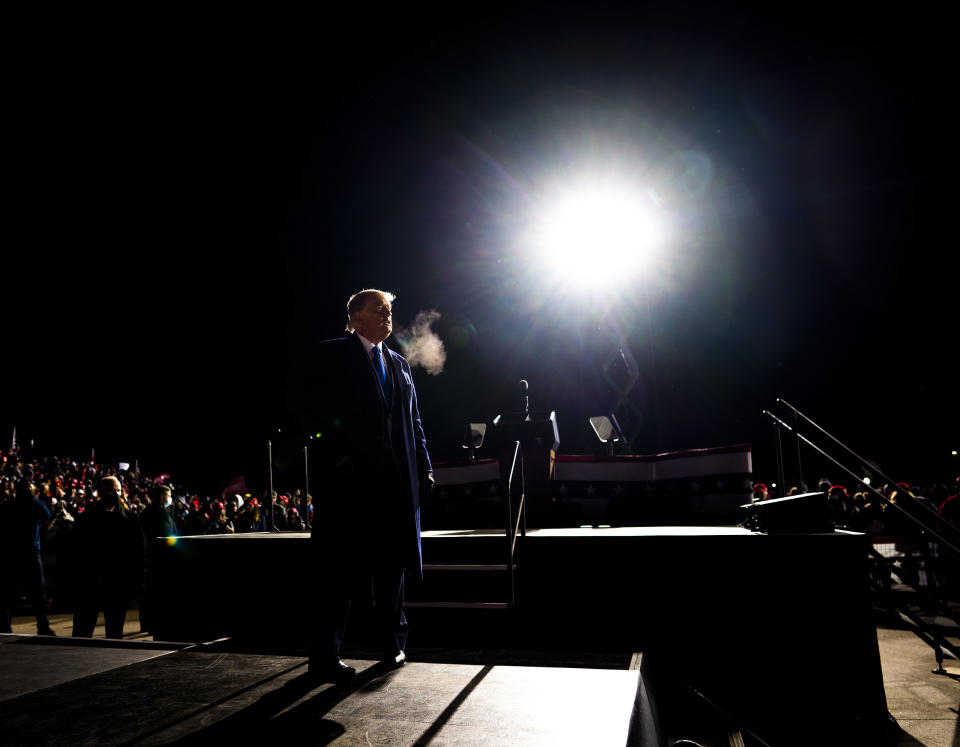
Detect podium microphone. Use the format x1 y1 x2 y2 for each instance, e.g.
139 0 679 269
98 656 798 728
519 379 530 421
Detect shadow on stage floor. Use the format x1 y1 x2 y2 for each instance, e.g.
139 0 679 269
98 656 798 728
0 634 645 746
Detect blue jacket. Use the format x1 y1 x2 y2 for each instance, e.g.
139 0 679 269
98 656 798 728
308 334 432 577
0 496 51 555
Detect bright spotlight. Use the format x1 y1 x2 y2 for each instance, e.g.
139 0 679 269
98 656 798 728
527 182 664 290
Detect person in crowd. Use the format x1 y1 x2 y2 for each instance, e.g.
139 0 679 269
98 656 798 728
224 494 240 525
181 500 207 536
234 497 261 533
0 474 55 635
139 483 179 634
206 501 235 534
862 490 891 533
141 484 178 540
71 475 145 639
287 506 305 531
270 491 288 530
939 487 960 543
847 490 866 525
291 489 311 529
883 482 924 536
44 498 76 606
828 485 852 526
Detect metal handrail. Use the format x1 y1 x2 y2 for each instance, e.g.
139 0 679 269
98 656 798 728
777 398 949 532
867 545 960 671
761 409 960 557
511 447 526 558
504 440 524 607
511 493 526 557
764 402 960 676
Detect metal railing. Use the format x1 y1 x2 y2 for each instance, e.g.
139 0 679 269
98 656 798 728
762 401 960 555
504 440 526 608
868 542 960 674
762 400 960 674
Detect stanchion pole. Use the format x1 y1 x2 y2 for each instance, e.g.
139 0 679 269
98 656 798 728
304 444 310 530
267 439 276 532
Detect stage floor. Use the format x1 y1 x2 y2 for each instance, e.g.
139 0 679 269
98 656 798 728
0 635 643 746
6 613 958 746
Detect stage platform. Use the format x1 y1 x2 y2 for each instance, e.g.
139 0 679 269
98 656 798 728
0 635 649 745
146 525 892 743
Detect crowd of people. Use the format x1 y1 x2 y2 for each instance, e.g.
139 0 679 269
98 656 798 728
0 448 311 536
3 443 958 637
751 476 960 535
0 446 311 637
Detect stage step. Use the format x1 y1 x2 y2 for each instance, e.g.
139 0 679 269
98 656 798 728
413 530 521 609
420 530 516 565
917 614 960 633
405 601 510 609
411 563 517 606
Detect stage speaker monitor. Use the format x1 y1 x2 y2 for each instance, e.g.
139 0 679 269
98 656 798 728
462 422 487 462
740 492 835 534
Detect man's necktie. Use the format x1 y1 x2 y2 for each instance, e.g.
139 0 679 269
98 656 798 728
371 346 390 403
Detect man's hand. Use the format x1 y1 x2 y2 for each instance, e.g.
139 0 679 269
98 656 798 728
419 471 435 500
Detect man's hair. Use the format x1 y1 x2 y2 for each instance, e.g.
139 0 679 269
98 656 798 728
345 289 395 332
99 475 121 494
15 478 35 501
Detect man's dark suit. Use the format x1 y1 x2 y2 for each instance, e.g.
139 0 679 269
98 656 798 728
308 332 431 662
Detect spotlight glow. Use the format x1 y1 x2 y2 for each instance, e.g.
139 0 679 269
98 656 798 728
528 182 664 290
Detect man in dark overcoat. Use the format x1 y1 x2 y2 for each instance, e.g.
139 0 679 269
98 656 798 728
70 475 144 639
307 288 433 682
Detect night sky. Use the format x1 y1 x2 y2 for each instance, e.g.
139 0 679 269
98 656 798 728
5 9 956 494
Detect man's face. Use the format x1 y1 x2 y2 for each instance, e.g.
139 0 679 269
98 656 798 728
352 293 393 344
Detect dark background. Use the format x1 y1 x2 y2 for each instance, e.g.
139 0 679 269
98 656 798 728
5 8 956 494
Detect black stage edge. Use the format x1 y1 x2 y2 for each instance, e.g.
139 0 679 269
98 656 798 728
150 527 890 745
0 635 647 745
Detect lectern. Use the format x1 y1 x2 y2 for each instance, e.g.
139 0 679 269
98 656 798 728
490 410 560 525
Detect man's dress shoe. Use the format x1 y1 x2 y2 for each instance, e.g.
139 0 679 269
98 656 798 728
308 658 357 683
